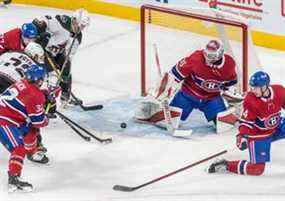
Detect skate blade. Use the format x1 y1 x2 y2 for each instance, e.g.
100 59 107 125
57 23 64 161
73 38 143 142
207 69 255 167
8 185 33 193
28 159 51 166
172 129 193 137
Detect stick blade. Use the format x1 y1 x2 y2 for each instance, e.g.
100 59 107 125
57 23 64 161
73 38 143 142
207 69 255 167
172 129 193 137
113 185 135 192
82 104 103 111
102 138 113 144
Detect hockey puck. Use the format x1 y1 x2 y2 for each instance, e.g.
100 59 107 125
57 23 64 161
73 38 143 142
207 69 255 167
120 122 127 129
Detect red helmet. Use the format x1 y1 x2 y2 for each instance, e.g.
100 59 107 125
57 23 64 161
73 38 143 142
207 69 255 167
203 40 224 65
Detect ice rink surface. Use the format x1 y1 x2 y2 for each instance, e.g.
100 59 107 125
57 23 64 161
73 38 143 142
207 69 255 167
1 4 285 201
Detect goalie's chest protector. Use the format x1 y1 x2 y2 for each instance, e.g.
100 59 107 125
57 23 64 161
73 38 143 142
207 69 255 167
176 50 236 99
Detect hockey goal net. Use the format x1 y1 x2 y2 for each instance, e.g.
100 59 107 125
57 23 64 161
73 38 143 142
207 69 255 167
140 4 260 97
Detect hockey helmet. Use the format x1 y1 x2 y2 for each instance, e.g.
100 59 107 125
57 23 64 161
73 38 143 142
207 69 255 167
203 40 224 65
21 23 38 39
249 71 270 87
24 42 45 64
24 64 46 83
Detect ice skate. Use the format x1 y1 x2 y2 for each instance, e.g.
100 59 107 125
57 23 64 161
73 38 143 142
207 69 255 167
8 173 33 193
207 159 228 173
27 151 49 164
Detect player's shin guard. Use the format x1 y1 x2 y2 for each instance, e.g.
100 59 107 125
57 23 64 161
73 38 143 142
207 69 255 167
23 131 38 154
8 146 25 177
227 160 265 176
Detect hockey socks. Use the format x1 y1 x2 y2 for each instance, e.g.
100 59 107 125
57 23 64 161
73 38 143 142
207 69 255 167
227 160 265 176
9 146 25 176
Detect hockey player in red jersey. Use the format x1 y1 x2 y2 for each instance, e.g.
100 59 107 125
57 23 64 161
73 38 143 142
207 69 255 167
0 64 49 192
0 42 56 164
208 71 285 176
153 40 237 127
0 23 38 55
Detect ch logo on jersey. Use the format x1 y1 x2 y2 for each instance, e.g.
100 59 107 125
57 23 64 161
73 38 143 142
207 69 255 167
264 112 281 129
201 80 221 92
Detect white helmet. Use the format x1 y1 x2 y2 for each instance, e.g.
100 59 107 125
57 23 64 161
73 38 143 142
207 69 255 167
203 40 224 65
73 8 90 30
24 42 45 64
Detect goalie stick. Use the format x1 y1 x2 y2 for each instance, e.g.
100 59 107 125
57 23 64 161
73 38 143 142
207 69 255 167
56 111 112 144
113 149 227 192
153 44 191 137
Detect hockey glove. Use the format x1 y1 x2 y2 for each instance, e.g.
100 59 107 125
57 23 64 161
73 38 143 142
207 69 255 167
36 32 51 49
222 85 244 105
43 86 61 114
32 18 47 33
236 134 248 151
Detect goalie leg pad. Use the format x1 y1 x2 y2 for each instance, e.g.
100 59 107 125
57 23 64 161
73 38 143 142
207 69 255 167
216 107 239 134
135 99 182 130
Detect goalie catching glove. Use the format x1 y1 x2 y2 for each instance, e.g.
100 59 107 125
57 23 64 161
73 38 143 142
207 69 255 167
221 85 244 105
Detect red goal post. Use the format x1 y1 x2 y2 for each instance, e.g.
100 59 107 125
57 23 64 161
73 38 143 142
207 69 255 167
140 4 260 97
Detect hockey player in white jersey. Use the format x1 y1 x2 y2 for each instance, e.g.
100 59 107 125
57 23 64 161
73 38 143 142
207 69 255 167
0 42 45 92
32 8 90 103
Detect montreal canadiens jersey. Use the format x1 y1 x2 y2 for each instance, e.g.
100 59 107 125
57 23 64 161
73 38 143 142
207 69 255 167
239 85 285 139
0 28 24 54
0 80 48 128
171 50 237 100
0 51 38 82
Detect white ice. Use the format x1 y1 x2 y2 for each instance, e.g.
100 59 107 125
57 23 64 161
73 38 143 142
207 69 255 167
1 4 285 201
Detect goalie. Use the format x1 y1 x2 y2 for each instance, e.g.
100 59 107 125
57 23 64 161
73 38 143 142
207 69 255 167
135 40 242 132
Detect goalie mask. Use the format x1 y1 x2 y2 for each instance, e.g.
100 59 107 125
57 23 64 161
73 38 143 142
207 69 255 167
203 40 224 65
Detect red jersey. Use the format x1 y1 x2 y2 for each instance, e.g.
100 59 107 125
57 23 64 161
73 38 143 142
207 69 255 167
171 50 237 100
239 85 285 140
0 28 24 55
0 80 48 128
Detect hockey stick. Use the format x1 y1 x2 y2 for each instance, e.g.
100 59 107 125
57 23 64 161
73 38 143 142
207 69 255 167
45 46 103 111
58 37 103 110
56 37 76 84
70 92 103 111
55 111 112 144
153 44 191 137
113 149 227 192
58 114 91 142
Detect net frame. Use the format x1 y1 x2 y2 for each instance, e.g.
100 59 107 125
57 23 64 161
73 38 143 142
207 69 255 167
140 4 249 97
